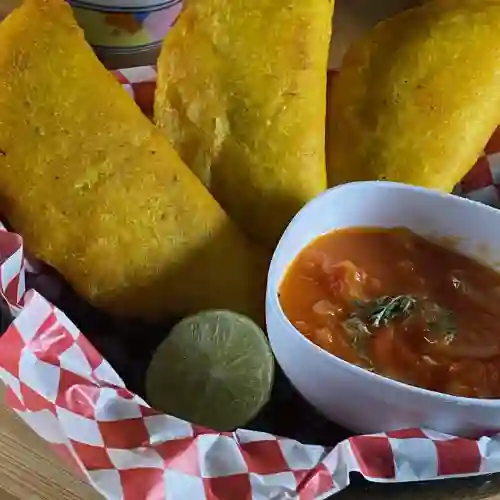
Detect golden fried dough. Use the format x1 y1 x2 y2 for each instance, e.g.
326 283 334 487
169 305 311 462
327 0 500 191
0 0 268 323
155 0 333 249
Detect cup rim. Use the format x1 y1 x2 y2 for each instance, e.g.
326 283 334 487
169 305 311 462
267 181 500 408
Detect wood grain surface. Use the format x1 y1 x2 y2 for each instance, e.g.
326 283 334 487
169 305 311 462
0 1 499 499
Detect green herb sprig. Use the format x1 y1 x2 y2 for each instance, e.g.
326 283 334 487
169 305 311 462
341 294 457 374
363 295 418 328
345 294 456 340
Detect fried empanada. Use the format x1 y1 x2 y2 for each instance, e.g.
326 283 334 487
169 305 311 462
155 0 333 249
0 0 268 324
327 0 500 191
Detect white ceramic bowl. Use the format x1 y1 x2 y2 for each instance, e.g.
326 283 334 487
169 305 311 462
266 181 500 437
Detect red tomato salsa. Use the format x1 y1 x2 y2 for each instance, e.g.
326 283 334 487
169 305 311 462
278 227 500 399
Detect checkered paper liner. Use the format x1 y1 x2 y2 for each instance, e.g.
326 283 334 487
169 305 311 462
0 68 498 500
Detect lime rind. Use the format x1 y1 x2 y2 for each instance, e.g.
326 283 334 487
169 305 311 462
146 310 274 431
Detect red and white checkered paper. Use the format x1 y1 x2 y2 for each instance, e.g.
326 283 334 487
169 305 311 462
0 68 500 500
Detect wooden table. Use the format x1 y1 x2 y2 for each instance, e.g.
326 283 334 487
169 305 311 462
0 1 499 499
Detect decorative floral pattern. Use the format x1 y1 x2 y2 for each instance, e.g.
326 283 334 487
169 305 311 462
69 1 182 50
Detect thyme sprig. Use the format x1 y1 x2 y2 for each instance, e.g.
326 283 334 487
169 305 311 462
343 294 456 345
363 295 418 328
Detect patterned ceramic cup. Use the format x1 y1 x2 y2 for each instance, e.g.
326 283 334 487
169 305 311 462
69 0 182 53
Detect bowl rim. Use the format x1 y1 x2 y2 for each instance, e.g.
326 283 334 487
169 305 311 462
268 180 500 407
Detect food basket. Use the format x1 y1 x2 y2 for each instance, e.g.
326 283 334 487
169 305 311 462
0 65 500 500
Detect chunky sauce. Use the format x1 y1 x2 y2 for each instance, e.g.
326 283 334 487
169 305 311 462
279 227 500 398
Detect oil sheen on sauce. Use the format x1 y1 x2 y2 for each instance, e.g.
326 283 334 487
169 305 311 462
278 227 500 399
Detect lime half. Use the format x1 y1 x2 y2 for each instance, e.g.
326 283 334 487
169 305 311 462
145 310 274 431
